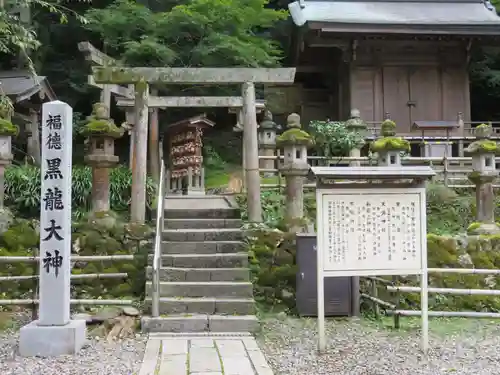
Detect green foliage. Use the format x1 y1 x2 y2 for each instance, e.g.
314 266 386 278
237 190 316 229
246 229 296 307
395 234 500 312
85 0 287 68
308 120 364 157
4 165 155 218
203 144 226 171
426 183 474 235
0 118 18 136
0 0 88 74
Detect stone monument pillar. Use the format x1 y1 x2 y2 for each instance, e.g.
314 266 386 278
19 100 86 357
81 103 124 225
371 119 410 166
345 108 367 167
258 110 279 177
277 113 313 228
465 124 500 234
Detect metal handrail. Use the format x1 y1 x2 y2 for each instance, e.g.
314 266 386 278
151 161 165 317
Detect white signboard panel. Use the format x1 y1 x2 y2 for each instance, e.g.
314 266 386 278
317 188 426 277
322 192 422 273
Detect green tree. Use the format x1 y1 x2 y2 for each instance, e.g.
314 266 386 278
0 0 88 67
85 0 287 68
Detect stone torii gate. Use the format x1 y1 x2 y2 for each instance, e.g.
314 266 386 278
116 95 267 188
92 66 296 223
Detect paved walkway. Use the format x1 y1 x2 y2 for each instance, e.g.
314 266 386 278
138 332 274 375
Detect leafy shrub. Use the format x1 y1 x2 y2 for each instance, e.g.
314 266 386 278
308 120 364 157
4 165 156 218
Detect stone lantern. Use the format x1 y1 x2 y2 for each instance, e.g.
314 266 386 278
0 97 18 232
465 124 500 234
276 113 314 227
81 103 124 225
371 119 410 167
345 108 367 166
258 110 280 176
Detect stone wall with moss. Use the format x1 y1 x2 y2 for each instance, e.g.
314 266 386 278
394 233 500 312
246 227 500 312
0 219 153 301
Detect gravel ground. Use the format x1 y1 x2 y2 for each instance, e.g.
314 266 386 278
0 314 147 375
258 315 500 375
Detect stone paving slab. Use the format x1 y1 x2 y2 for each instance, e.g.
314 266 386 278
139 333 273 375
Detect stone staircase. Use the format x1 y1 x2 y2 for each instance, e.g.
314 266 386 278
141 196 258 333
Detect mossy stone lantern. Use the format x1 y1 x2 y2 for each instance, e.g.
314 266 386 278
465 124 500 234
276 113 314 228
81 103 124 225
371 120 410 167
345 109 367 166
258 110 280 176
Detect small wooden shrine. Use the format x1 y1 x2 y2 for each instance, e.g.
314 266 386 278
165 114 214 195
285 0 500 142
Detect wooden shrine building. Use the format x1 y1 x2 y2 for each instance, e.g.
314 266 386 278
0 71 56 164
286 0 500 147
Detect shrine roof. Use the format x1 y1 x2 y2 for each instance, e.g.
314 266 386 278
0 71 56 103
310 166 435 179
166 114 215 133
289 0 500 35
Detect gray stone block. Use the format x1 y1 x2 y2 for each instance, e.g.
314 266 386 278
208 315 259 333
19 319 87 357
162 229 242 242
162 241 243 254
165 253 248 268
146 267 250 282
144 297 255 315
141 315 209 333
146 281 254 298
164 208 240 219
164 218 242 229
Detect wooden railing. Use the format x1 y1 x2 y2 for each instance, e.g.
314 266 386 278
258 155 500 189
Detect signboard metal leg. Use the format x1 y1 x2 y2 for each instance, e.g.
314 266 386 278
317 190 326 353
421 269 429 353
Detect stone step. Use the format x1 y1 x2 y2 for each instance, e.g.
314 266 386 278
164 208 240 220
144 297 255 315
146 281 253 298
162 228 242 242
150 253 248 268
141 314 259 333
162 241 243 254
146 266 250 282
164 218 242 229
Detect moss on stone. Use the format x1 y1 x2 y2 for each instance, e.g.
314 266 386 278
370 136 410 153
276 128 314 147
467 222 482 233
465 139 500 155
395 233 500 312
0 219 153 301
0 119 19 137
380 119 397 136
80 119 124 139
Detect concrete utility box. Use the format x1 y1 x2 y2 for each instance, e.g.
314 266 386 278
296 233 358 317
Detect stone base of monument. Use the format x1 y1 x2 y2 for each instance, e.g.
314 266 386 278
19 319 87 357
